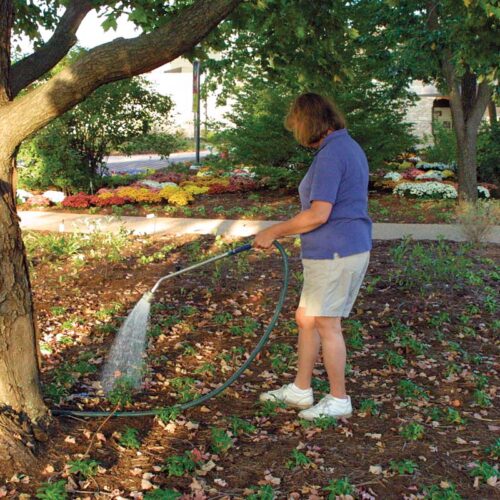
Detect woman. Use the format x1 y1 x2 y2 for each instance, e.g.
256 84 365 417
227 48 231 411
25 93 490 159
254 93 372 420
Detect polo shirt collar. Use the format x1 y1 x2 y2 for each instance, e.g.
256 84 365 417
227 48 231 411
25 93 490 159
314 128 348 156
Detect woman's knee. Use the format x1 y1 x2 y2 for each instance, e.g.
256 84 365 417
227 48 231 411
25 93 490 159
315 316 342 337
295 308 316 330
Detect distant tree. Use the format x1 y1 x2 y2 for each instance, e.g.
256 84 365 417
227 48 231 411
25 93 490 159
354 0 499 200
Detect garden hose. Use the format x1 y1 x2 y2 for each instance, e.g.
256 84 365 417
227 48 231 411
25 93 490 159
52 240 289 418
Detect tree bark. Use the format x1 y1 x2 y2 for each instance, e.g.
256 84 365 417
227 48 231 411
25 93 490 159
488 100 497 124
10 0 93 98
0 152 50 475
0 0 13 104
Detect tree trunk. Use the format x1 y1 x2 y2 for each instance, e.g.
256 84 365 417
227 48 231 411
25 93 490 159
453 124 479 202
0 150 50 475
488 100 497 124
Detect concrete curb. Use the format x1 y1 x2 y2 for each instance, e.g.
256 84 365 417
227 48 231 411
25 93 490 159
18 211 500 243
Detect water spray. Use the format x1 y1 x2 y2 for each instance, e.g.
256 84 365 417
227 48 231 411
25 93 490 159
53 241 289 418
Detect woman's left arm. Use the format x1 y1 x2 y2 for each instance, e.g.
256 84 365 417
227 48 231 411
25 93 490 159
254 200 333 249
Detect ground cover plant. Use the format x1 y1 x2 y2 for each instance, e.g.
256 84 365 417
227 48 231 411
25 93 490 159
2 231 498 498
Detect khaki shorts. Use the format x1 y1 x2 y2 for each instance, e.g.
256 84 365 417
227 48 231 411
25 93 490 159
299 251 370 317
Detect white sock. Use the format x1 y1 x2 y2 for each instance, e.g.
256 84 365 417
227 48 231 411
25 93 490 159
291 383 312 394
332 395 349 402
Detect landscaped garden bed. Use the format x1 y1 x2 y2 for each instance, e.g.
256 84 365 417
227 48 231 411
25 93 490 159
17 157 499 225
7 230 499 498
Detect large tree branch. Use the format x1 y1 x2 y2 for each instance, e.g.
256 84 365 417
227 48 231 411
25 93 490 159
468 80 492 131
10 0 93 98
2 0 242 150
0 0 13 104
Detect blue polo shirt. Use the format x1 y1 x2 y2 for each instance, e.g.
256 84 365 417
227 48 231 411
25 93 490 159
298 128 372 259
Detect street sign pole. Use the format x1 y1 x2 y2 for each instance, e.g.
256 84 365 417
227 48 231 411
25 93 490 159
193 60 201 165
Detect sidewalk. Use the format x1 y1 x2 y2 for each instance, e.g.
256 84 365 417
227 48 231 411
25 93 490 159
18 211 500 243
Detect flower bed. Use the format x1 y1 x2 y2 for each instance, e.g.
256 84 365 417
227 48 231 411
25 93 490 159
394 182 491 199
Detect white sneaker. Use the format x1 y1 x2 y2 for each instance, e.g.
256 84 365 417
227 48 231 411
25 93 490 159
259 383 313 409
298 394 352 420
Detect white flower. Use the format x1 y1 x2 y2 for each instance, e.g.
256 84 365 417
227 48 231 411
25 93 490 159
478 186 490 198
17 189 33 202
415 170 443 181
42 190 66 203
384 171 402 181
393 181 458 199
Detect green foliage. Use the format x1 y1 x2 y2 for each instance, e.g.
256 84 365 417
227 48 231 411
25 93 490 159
143 490 181 500
107 376 135 406
245 485 275 500
229 416 256 435
424 123 457 165
400 422 425 441
118 132 184 157
324 477 355 497
477 122 500 185
389 459 418 475
36 480 68 500
359 399 380 416
162 451 199 477
398 380 429 401
257 400 286 417
119 427 141 449
213 84 311 167
383 349 406 369
485 438 500 459
157 406 182 423
210 427 233 454
444 408 466 425
423 482 462 500
19 52 174 193
473 389 492 408
286 448 312 469
469 461 497 482
67 459 100 478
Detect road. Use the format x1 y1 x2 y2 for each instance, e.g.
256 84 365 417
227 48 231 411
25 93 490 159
105 150 210 174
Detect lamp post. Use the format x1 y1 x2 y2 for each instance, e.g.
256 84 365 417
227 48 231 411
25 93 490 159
193 60 201 165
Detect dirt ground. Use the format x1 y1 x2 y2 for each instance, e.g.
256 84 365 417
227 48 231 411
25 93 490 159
3 235 499 499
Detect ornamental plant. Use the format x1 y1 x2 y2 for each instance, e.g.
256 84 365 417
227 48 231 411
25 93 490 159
62 192 93 208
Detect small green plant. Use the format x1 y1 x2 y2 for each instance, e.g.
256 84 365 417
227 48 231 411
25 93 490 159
400 336 427 355
257 399 286 417
345 319 365 350
119 426 141 449
210 427 233 454
107 376 135 406
194 362 216 376
469 461 497 483
245 484 275 500
286 448 312 469
400 422 424 441
473 373 489 390
36 480 68 500
214 311 233 324
229 416 256 435
485 438 500 459
181 342 197 356
162 451 199 477
312 377 330 394
170 377 196 403
389 459 418 475
383 349 406 369
143 489 181 500
473 389 492 408
422 482 462 499
359 399 380 416
324 477 355 498
157 406 181 423
67 459 100 478
50 306 67 315
426 407 443 422
444 408 466 425
398 380 429 401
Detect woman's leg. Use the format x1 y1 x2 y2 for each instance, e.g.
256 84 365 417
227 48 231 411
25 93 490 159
294 307 321 390
315 316 347 398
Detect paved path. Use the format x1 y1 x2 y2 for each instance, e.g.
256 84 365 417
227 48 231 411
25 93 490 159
105 151 210 174
18 211 500 243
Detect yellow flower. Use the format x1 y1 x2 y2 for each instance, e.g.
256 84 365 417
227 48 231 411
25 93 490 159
159 185 180 201
184 185 209 195
167 190 194 207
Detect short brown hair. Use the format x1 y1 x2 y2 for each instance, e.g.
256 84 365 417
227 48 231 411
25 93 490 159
285 93 346 147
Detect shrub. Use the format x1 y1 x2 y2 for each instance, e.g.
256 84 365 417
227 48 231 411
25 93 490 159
25 195 52 207
456 200 500 244
213 84 312 167
424 122 457 164
62 192 93 208
92 195 128 207
477 122 500 186
148 171 187 184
